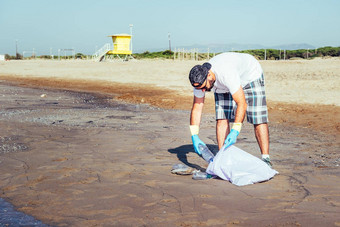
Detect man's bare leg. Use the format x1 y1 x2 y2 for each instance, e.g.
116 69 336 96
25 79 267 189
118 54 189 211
254 123 269 155
216 119 230 150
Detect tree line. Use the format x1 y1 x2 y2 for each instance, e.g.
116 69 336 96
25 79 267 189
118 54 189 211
133 46 340 60
236 46 340 60
4 46 339 60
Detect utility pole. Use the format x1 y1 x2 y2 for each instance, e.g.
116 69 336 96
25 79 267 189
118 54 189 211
279 49 281 60
284 50 286 60
168 32 171 52
15 39 18 59
129 24 133 53
307 48 309 59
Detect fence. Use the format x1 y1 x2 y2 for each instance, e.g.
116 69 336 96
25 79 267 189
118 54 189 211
58 49 75 60
173 48 215 61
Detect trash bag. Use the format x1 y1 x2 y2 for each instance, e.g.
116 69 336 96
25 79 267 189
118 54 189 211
206 145 278 186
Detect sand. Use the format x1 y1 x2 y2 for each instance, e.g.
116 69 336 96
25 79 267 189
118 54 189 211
0 58 339 106
0 58 339 226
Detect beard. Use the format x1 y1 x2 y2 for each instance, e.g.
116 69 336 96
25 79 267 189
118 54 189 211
205 80 215 92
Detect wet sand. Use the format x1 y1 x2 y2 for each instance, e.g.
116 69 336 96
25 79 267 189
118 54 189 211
0 59 339 226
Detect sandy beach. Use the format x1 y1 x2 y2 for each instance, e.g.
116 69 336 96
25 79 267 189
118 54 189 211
1 58 339 106
0 58 339 226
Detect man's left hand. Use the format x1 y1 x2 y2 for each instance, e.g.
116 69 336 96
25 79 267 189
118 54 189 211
224 129 240 148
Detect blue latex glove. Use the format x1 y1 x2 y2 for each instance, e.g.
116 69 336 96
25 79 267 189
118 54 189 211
224 129 240 148
191 135 206 155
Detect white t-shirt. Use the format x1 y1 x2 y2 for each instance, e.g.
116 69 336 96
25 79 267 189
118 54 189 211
193 52 263 98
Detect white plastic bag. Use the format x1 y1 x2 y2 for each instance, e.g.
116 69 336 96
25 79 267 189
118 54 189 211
206 145 278 186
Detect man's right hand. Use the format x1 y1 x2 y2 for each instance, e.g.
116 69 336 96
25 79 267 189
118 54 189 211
191 135 206 155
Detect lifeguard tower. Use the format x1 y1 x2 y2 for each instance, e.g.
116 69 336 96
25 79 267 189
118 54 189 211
107 34 133 60
93 33 133 62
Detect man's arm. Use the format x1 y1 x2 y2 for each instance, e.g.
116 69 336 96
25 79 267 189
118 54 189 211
190 96 205 126
232 86 247 124
189 95 206 155
224 86 247 148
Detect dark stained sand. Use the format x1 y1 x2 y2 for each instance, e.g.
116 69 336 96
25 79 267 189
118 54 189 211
0 80 339 226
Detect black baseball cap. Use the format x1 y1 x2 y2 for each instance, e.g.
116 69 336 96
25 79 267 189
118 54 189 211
189 62 212 87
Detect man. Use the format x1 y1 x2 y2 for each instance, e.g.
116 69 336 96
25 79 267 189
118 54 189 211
189 52 272 166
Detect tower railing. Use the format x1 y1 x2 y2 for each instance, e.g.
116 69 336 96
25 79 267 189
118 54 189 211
92 43 111 62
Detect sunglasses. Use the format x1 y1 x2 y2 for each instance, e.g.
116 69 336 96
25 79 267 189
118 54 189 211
194 79 208 90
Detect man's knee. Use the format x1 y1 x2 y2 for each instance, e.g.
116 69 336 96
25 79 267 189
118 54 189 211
216 119 229 127
254 123 268 128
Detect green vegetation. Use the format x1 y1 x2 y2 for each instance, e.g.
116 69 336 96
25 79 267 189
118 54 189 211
75 53 86 59
4 46 339 60
131 46 340 60
5 53 22 60
236 46 340 60
133 50 174 59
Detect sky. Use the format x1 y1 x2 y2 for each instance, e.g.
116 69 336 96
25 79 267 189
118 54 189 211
1 0 340 55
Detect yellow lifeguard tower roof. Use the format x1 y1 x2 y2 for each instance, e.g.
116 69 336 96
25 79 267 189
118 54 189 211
107 34 132 55
108 33 131 37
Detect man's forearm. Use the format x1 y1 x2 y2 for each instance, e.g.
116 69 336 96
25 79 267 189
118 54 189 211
190 96 205 126
234 102 247 123
190 104 203 125
231 87 247 124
